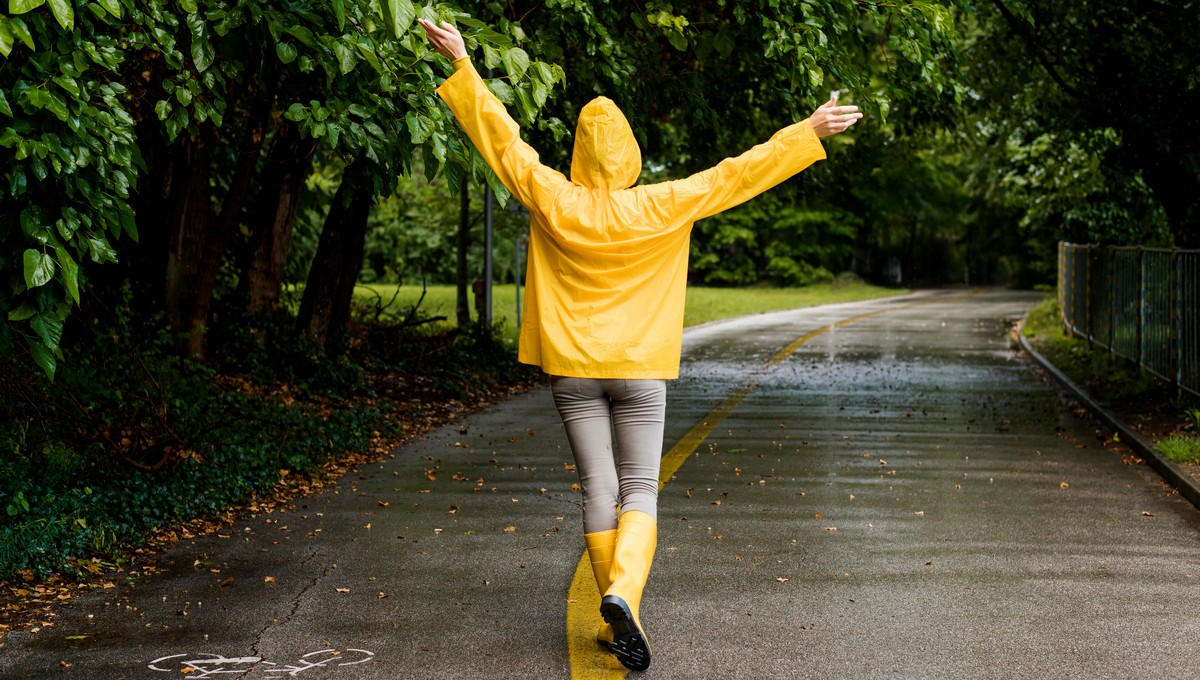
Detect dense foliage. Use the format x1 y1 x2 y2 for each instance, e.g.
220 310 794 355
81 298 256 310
0 0 561 379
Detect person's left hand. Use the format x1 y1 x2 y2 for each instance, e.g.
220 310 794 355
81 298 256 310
418 18 468 61
806 93 863 138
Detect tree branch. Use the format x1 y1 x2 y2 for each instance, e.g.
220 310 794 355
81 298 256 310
990 0 1089 102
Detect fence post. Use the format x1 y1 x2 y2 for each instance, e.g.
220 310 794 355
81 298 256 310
1108 246 1116 358
1171 249 1180 395
1136 247 1145 366
1058 242 1068 334
1084 244 1093 342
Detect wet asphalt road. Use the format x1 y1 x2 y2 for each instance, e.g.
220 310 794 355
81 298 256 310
1 289 1198 679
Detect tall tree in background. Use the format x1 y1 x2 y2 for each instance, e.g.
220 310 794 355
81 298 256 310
968 0 1197 248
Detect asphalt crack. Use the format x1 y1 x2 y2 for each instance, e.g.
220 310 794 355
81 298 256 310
239 546 327 678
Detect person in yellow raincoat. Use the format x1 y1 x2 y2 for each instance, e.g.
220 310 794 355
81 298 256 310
420 18 861 672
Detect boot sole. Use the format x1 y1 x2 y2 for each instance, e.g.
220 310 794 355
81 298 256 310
600 595 651 671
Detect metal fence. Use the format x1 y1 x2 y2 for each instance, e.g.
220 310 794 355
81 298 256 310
1058 243 1200 398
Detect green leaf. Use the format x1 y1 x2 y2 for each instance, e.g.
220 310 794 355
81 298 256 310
27 337 56 381
514 84 535 123
486 79 514 105
186 14 214 72
667 30 687 51
31 312 64 349
335 41 356 74
155 99 171 120
96 0 120 18
332 0 345 32
7 303 36 321
284 102 308 121
876 95 890 124
276 42 298 64
285 25 316 48
23 249 55 288
47 0 73 31
178 0 197 13
0 20 11 58
57 247 80 305
405 111 433 144
386 0 416 38
43 90 70 120
474 29 511 49
502 47 529 80
356 37 382 74
0 90 9 117
52 75 80 97
8 16 33 49
482 44 501 70
8 0 45 15
10 167 26 195
86 237 117 263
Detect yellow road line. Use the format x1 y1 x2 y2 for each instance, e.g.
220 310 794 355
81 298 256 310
565 294 968 678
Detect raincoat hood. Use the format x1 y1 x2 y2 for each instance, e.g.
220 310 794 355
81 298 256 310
570 97 642 190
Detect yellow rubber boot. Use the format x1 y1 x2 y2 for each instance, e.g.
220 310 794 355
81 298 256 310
584 529 617 648
600 510 657 671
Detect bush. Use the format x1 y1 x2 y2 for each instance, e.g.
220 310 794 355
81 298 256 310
0 300 534 580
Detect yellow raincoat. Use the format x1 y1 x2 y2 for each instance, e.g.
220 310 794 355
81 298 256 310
437 60 827 379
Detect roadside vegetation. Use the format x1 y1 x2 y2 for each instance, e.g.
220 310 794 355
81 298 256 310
1022 296 1200 466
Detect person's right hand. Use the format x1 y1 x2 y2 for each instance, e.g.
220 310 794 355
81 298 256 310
418 18 468 61
806 94 863 138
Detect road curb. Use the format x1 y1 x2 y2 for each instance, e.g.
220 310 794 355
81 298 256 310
1018 328 1200 511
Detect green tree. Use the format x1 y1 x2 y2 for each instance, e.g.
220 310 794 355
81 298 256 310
966 0 1195 248
0 0 561 376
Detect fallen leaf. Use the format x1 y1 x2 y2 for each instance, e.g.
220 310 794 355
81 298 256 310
1060 481 1070 489
504 525 516 533
1142 511 1155 517
378 501 390 507
776 577 790 583
825 527 838 532
711 499 722 506
814 513 824 519
263 576 276 583
377 592 388 599
336 587 350 593
914 511 925 517
219 577 234 587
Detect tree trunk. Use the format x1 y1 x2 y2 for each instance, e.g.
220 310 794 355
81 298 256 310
241 121 316 314
182 98 270 358
456 181 471 326
162 132 213 353
297 160 372 354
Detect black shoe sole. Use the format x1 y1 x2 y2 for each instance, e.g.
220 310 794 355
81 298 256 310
600 595 651 671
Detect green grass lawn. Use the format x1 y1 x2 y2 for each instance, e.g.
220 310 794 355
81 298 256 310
354 281 905 345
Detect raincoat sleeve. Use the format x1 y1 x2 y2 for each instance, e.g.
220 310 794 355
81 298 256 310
435 61 568 212
649 121 827 223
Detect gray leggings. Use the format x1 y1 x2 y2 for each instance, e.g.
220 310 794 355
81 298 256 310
550 377 666 533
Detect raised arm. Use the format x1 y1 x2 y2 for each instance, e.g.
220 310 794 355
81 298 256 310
419 19 567 210
648 95 862 223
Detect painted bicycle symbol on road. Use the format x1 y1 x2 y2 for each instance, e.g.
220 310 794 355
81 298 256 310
148 648 374 677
